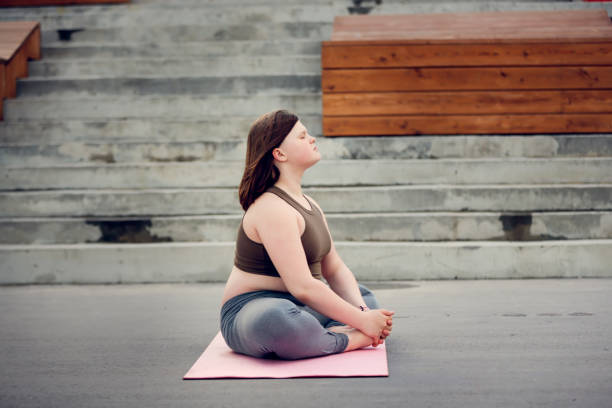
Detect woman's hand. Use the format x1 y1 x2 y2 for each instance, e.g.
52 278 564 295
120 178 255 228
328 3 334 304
371 316 393 347
358 309 394 343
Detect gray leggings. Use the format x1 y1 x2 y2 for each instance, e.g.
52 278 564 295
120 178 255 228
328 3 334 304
220 284 379 360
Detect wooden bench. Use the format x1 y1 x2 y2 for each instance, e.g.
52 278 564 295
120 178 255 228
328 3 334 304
321 9 612 136
0 21 40 120
0 0 129 6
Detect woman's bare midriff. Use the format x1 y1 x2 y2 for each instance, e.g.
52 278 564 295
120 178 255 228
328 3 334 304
221 266 289 305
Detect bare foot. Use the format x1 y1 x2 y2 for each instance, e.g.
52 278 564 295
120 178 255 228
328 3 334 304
328 325 374 351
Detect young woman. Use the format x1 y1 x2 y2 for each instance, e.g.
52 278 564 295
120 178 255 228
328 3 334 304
220 109 394 360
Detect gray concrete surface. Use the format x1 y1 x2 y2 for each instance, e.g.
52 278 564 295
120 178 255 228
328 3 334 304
3 94 322 120
4 159 612 189
2 211 611 245
3 185 612 217
1 279 611 408
2 241 612 284
26 56 321 78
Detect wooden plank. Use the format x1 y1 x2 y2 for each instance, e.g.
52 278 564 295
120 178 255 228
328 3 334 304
0 0 129 6
321 42 612 68
329 26 612 44
322 10 612 136
0 21 40 29
332 10 611 38
24 24 41 60
4 48 27 97
0 21 41 121
330 10 612 43
323 90 612 116
322 114 612 136
322 66 612 93
0 21 39 61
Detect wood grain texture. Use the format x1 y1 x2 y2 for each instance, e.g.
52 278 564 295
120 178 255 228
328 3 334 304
0 21 41 121
323 90 612 116
330 10 612 42
323 114 612 136
0 21 39 61
329 27 612 44
332 10 610 33
321 42 612 68
4 51 27 97
322 10 612 135
24 24 41 60
322 66 612 92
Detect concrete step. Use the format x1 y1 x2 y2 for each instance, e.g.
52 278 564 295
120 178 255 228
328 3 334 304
1 122 610 157
2 159 611 189
2 2 607 31
26 56 321 78
34 2 611 45
1 211 610 245
0 5 343 30
2 94 322 120
17 75 321 98
40 40 322 59
1 239 610 284
4 136 612 165
0 116 322 143
1 185 610 217
40 22 333 44
0 140 247 165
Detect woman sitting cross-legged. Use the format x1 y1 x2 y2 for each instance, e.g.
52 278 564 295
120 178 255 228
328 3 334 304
220 109 394 360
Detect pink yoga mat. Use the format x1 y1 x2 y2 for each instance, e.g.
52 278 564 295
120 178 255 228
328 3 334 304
184 332 388 379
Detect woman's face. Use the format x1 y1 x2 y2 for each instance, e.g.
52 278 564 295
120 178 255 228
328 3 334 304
276 120 320 168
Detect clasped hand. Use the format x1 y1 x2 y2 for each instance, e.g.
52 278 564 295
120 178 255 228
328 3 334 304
362 309 394 347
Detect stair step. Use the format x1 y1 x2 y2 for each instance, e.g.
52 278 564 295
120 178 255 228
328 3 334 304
2 2 607 31
26 56 321 78
1 211 610 245
17 75 321 98
0 140 247 164
4 136 612 164
1 123 610 158
0 4 342 29
0 116 322 142
2 94 322 119
1 185 610 217
40 40 322 59
40 22 333 44
1 0 611 285
2 159 611 189
1 239 610 284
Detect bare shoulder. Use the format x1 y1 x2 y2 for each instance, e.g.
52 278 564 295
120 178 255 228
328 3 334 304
245 191 298 225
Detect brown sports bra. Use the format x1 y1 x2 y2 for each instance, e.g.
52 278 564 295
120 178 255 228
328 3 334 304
233 186 332 280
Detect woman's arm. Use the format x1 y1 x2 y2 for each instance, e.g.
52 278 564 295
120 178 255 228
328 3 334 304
254 195 391 339
321 244 368 308
309 196 393 345
306 196 367 307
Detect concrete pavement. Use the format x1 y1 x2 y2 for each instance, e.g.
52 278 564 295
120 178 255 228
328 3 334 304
1 279 611 408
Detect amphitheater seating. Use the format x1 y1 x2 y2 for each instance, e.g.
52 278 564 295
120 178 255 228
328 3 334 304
321 9 612 136
0 21 40 120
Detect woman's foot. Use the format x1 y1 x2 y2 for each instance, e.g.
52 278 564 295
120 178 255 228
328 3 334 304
328 325 374 351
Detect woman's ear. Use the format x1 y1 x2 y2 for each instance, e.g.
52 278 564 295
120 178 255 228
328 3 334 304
272 147 287 162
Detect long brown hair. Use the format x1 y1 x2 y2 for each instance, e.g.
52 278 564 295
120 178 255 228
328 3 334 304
238 110 299 211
